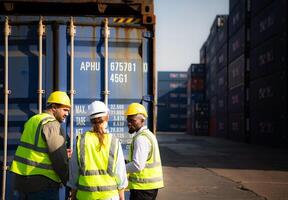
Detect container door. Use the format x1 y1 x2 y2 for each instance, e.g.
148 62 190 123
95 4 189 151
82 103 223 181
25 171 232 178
0 17 54 199
69 17 151 155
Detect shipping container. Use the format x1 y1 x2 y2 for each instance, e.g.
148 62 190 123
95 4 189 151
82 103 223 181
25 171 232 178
158 71 188 81
216 113 228 138
157 107 186 132
228 54 246 89
200 42 206 64
251 0 274 16
0 0 156 198
229 0 244 13
191 101 209 119
229 0 250 37
216 44 228 72
228 113 247 142
228 85 245 113
250 34 287 80
250 0 287 48
209 96 217 117
216 67 228 94
250 71 287 113
250 111 287 146
228 25 248 63
216 15 229 51
216 94 228 115
157 71 187 132
187 101 209 136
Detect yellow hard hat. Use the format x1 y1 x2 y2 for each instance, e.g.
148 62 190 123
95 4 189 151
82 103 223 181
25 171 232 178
47 91 71 108
125 103 148 118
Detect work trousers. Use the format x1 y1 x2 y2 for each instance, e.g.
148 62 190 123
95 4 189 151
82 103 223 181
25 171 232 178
129 189 158 200
12 188 59 200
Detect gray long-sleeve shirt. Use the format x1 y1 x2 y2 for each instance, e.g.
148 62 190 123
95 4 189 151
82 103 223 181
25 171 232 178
12 113 69 192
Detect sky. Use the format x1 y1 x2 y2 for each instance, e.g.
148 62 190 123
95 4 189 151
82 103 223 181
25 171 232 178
154 0 229 72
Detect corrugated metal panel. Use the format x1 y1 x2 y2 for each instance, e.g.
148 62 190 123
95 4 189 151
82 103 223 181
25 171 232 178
216 113 228 138
188 64 205 76
228 54 245 89
158 71 187 81
250 71 287 113
251 0 274 16
228 85 245 113
250 32 287 79
216 44 228 72
209 95 217 117
216 67 228 94
251 0 287 48
229 0 249 37
216 94 227 115
250 111 287 146
228 113 247 142
216 15 228 51
200 42 206 64
228 25 247 63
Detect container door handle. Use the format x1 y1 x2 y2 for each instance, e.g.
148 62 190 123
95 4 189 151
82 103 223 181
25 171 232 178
2 16 11 200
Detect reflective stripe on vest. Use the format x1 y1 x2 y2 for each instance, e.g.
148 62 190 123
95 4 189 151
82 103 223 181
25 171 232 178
76 132 119 200
10 113 61 183
128 129 164 190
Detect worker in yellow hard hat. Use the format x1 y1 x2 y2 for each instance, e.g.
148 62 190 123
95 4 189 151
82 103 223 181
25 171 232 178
10 91 71 200
125 103 164 200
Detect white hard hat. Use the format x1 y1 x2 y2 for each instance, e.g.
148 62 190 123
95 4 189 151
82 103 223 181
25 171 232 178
88 100 109 119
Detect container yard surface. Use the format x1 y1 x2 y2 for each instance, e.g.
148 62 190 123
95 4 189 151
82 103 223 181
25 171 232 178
157 132 288 200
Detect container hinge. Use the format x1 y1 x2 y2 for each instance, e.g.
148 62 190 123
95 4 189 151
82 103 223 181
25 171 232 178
70 17 76 37
69 89 76 95
102 90 110 95
4 17 11 36
143 31 153 38
37 89 45 94
38 17 46 36
4 89 11 95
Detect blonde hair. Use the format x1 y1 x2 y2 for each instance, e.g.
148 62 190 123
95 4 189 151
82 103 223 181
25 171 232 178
90 116 108 151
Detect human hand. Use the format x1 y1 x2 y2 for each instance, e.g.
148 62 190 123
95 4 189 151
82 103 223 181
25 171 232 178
67 148 72 158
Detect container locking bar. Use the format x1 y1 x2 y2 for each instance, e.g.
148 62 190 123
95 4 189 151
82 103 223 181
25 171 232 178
38 16 45 114
69 17 76 152
2 16 11 200
103 18 110 106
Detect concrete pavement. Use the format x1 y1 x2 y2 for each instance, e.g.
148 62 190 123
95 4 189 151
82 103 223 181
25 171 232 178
157 132 288 200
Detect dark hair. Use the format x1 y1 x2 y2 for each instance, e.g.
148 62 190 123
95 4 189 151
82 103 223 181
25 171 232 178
46 103 61 109
90 116 106 151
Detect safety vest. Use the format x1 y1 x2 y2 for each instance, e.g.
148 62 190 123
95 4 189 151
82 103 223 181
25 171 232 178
128 129 164 190
76 131 119 200
10 113 61 183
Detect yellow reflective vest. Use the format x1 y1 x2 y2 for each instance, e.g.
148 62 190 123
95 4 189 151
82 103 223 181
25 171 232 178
10 113 61 183
128 129 164 190
76 131 119 200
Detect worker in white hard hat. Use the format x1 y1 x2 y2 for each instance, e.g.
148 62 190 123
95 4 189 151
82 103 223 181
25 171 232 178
125 103 164 200
67 100 128 200
10 91 71 200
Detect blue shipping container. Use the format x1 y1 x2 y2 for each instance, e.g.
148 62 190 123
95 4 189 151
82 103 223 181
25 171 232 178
0 3 156 198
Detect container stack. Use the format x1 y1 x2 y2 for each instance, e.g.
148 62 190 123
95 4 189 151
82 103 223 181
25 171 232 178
186 64 208 135
205 15 228 137
157 72 188 132
249 0 287 146
228 0 250 142
215 15 229 138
